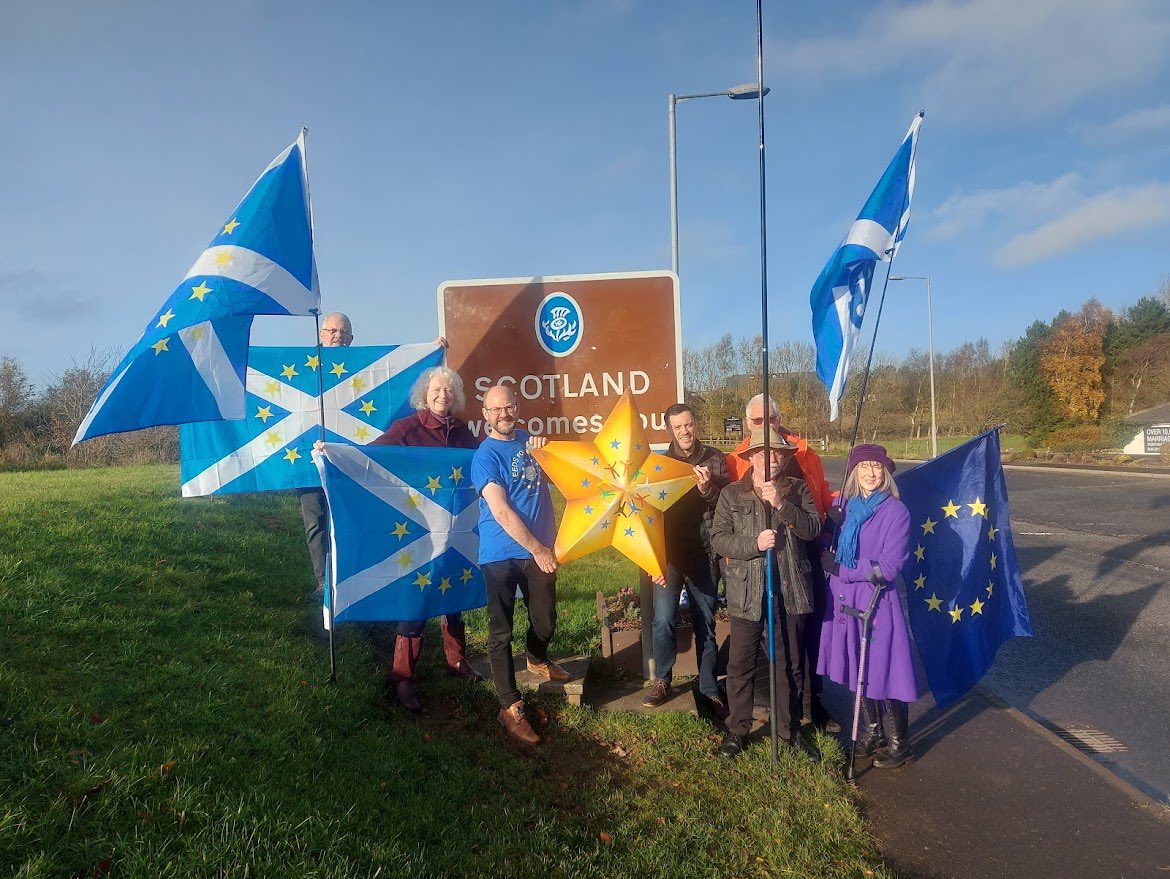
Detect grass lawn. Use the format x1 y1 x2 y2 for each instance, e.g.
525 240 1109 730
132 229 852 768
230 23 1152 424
0 465 891 878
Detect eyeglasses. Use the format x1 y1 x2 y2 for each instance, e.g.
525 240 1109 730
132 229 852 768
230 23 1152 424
321 328 350 336
747 415 778 426
484 404 518 415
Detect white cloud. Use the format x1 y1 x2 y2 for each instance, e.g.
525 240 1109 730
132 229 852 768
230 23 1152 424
996 182 1170 266
929 174 1083 240
769 0 1170 120
1075 104 1170 145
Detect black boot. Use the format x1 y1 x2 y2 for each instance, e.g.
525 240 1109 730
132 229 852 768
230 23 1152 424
873 700 911 768
854 697 885 757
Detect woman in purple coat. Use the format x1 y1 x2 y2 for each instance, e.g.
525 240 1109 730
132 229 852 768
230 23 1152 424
371 365 482 712
819 443 917 768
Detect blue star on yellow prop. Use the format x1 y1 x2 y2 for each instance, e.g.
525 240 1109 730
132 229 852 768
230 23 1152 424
530 391 697 579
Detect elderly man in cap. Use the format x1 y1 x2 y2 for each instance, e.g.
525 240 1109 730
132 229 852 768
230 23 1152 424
710 425 821 758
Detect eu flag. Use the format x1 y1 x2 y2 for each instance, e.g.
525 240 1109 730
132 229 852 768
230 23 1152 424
810 112 922 421
896 428 1032 707
74 132 319 445
315 443 486 628
179 342 444 496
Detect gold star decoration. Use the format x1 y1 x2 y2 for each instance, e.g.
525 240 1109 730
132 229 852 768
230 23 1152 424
925 593 943 612
264 430 282 447
969 597 985 615
359 400 376 416
255 405 273 423
913 573 927 590
281 364 298 380
397 550 414 569
425 476 442 495
329 362 347 377
988 524 999 541
459 567 473 584
214 250 233 267
438 577 452 594
941 500 961 518
913 544 925 562
968 497 988 517
222 218 240 235
151 338 169 355
530 391 697 579
921 517 937 535
156 309 176 328
305 354 320 370
283 448 301 463
949 605 964 623
391 522 409 540
350 376 366 392
450 466 464 485
264 380 281 396
354 425 371 442
413 571 431 591
189 281 212 301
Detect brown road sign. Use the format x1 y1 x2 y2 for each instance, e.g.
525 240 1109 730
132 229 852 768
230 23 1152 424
438 271 681 443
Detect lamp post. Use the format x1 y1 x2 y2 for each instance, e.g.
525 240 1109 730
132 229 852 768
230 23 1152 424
669 83 769 275
889 274 938 459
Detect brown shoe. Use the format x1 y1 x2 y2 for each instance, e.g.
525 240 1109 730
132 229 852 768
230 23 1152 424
642 679 670 708
446 659 483 681
526 656 571 682
497 700 540 744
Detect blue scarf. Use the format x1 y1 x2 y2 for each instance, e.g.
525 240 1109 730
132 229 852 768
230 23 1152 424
836 491 890 569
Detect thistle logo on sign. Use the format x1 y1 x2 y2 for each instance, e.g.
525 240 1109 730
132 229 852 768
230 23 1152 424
536 291 582 357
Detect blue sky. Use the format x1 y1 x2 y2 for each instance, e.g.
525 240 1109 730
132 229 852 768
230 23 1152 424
5 1 1170 388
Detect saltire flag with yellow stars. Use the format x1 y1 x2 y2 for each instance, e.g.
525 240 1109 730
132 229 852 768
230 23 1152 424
530 391 697 579
73 131 319 445
896 427 1032 708
314 442 484 628
179 342 444 496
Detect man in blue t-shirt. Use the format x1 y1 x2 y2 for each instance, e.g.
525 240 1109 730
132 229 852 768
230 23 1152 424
471 384 568 745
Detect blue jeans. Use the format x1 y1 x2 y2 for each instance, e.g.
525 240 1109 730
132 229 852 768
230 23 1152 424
652 550 720 699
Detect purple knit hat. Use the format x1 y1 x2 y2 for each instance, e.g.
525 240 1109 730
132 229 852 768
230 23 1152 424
847 443 895 475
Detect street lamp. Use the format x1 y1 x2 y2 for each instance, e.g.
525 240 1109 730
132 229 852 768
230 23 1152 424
889 274 938 459
669 83 769 275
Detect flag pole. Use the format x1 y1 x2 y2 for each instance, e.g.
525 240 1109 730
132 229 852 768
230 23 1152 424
752 0 780 766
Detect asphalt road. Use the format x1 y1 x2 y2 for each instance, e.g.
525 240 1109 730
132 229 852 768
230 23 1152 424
824 457 1170 803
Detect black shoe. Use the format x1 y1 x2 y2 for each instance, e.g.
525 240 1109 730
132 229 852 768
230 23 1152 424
718 732 745 759
703 693 730 721
808 698 842 734
642 679 670 708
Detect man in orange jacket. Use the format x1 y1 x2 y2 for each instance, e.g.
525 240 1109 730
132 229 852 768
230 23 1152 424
727 393 840 733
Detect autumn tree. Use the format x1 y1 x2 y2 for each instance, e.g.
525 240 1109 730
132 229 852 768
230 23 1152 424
1039 300 1112 421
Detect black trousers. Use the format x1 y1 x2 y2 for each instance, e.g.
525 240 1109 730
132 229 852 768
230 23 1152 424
297 488 328 585
482 558 557 708
726 606 810 739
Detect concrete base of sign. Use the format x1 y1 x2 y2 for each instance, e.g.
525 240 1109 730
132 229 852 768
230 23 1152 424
597 591 731 680
514 652 589 706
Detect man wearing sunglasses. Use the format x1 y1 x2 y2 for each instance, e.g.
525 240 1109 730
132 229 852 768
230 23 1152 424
471 384 568 745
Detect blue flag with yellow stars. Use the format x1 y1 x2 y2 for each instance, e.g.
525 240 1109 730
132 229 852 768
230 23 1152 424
179 342 444 496
896 428 1032 708
314 443 486 627
73 131 319 445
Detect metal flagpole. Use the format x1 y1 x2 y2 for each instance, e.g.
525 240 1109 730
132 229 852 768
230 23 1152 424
752 0 780 766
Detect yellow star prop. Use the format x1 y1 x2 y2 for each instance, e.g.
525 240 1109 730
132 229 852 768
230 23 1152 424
425 476 442 495
305 354 320 370
949 606 964 624
925 593 943 612
921 517 936 535
283 448 301 463
359 400 376 416
156 309 175 328
281 364 298 379
151 338 169 355
941 500 960 518
913 544 925 562
330 362 347 377
222 218 240 234
969 597 985 615
530 391 697 579
190 281 212 301
255 405 273 423
968 497 988 517
391 522 409 539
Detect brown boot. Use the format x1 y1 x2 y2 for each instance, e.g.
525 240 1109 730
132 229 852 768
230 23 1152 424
497 700 540 744
526 656 571 682
441 617 483 681
390 635 422 713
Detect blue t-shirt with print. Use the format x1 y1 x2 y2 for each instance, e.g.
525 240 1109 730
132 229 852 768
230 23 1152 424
471 429 556 565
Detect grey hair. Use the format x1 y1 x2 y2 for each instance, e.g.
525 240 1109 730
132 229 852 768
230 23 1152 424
321 312 352 334
744 393 781 420
409 366 466 411
843 466 900 500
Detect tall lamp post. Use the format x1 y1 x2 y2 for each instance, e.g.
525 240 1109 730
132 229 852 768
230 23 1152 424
669 83 769 275
889 274 938 458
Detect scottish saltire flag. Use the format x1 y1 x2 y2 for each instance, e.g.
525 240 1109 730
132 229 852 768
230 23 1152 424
179 342 444 496
315 443 486 627
74 132 319 445
810 112 923 421
896 428 1032 708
